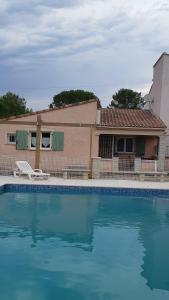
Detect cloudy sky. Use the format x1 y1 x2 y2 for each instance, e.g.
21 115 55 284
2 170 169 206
0 0 169 110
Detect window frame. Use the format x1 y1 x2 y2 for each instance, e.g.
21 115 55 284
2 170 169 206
7 133 16 144
29 131 52 150
116 137 134 154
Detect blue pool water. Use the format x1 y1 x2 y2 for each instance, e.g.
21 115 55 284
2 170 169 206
0 185 169 299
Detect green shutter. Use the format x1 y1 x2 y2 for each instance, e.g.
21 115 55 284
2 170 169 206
52 132 64 151
135 137 145 157
16 130 28 150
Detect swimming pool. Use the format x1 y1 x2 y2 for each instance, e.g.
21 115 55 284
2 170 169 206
0 184 169 299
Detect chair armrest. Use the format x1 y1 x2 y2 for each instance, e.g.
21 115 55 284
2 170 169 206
34 169 43 173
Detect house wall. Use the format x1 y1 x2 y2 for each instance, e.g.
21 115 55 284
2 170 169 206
10 100 97 124
150 55 164 116
150 53 169 148
0 124 93 168
0 101 98 169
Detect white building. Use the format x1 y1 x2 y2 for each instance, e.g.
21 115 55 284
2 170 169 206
149 52 169 156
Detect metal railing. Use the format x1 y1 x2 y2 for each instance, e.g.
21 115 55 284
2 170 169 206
0 155 89 179
0 155 168 181
97 157 168 181
40 157 89 178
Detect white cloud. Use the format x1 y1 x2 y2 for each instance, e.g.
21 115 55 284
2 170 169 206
0 0 168 56
0 0 169 108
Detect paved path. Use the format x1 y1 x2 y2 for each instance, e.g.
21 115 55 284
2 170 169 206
0 176 169 190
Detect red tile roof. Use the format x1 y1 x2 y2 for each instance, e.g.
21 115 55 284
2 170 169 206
99 108 166 129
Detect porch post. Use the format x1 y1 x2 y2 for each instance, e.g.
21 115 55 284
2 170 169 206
35 114 42 169
112 136 115 157
88 126 93 179
134 158 141 172
157 135 166 171
112 157 119 172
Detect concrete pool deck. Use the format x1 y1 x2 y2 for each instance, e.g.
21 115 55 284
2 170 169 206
0 175 169 190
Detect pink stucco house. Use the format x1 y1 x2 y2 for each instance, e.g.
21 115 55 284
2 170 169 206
2 52 169 177
0 97 166 176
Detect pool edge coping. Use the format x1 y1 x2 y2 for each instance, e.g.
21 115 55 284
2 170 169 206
1 183 169 197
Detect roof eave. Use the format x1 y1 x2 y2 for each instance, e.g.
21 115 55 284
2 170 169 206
96 125 166 131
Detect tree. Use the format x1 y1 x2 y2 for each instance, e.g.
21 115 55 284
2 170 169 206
109 89 144 109
50 89 101 108
0 92 31 118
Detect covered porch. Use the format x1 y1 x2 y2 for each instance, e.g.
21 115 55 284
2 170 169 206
99 134 158 160
93 107 166 175
92 128 166 176
98 134 159 172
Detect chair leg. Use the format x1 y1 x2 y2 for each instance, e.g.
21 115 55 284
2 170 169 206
14 171 20 177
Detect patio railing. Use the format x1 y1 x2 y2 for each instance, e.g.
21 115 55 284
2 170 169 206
0 155 90 179
93 157 168 180
0 155 168 181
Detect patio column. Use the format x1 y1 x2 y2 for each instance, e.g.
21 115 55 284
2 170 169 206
112 136 115 157
35 114 42 169
134 158 141 172
94 133 100 157
157 135 166 171
112 157 119 172
92 157 101 179
88 126 93 179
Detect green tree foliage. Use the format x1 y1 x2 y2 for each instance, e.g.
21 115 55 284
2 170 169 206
109 89 144 109
0 92 31 118
51 90 101 107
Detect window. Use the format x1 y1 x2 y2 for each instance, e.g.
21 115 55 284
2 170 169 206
30 132 51 149
117 138 124 152
31 132 36 148
116 137 134 153
99 135 113 158
41 132 50 149
7 133 16 144
126 138 133 152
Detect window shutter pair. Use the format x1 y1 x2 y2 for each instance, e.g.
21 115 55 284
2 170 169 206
16 130 64 151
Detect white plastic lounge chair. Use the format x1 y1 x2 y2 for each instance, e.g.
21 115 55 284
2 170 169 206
14 161 50 180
